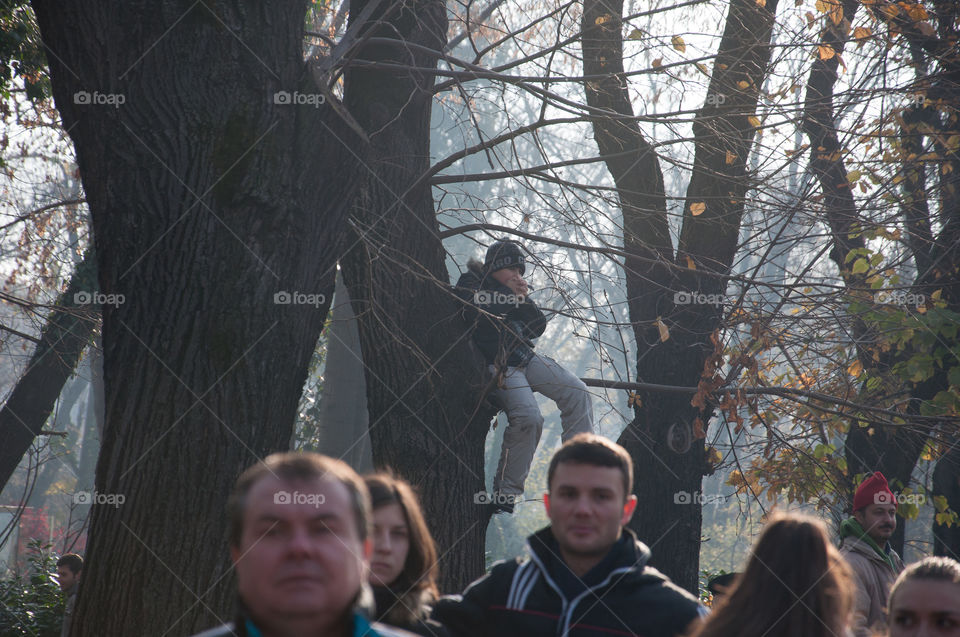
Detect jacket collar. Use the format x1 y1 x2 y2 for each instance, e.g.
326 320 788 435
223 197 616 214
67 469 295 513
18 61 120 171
235 585 377 637
526 525 651 585
840 517 898 570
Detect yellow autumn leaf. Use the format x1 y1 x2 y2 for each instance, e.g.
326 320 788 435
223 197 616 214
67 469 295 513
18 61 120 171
748 115 761 128
685 255 696 270
671 35 687 53
853 26 872 40
737 80 750 89
829 3 843 25
627 28 644 40
907 3 929 20
725 150 737 165
690 202 706 216
815 0 829 11
756 0 765 6
818 44 835 59
656 317 670 342
595 14 613 24
848 359 863 377
651 57 663 68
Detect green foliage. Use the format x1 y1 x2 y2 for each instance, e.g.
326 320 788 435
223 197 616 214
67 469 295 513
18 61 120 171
698 568 730 605
0 3 50 102
0 540 66 637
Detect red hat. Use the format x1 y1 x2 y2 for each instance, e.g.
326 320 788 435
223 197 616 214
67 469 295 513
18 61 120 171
853 472 896 511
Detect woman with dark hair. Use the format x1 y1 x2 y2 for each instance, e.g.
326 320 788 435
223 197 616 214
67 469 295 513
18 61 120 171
690 512 855 637
887 556 960 636
364 473 449 637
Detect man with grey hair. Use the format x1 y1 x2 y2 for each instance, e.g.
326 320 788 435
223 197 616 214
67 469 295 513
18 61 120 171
191 452 412 637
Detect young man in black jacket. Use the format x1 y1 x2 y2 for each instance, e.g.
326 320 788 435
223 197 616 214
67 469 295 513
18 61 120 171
456 239 593 513
433 434 705 637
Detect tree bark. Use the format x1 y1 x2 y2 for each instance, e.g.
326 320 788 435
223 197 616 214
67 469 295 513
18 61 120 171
340 0 494 592
32 1 363 633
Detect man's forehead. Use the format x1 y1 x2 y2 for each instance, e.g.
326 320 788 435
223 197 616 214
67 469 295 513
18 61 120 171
551 463 623 489
246 474 349 512
863 502 896 513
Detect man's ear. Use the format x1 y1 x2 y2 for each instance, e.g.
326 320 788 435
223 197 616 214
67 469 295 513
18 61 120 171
620 495 638 526
543 493 551 516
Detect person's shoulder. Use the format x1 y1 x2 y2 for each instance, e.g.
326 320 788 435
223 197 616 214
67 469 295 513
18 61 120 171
626 565 702 611
455 260 485 287
189 623 237 637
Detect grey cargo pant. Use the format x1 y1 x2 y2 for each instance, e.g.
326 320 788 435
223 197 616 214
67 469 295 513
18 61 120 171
490 353 594 498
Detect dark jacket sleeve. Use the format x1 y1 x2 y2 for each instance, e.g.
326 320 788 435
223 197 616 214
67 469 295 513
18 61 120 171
456 271 546 336
431 565 509 637
505 297 546 339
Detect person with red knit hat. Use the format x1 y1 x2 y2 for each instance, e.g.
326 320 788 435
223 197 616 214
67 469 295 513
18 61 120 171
839 471 906 637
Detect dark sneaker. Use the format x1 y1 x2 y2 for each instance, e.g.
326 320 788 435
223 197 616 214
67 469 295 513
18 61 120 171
492 492 518 514
493 500 514 515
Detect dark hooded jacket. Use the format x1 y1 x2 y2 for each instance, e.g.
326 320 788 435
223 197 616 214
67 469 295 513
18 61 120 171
432 527 704 637
455 259 546 367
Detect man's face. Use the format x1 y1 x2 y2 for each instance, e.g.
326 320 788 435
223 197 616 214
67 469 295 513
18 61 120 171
56 566 78 593
231 475 369 627
545 462 637 565
855 502 897 545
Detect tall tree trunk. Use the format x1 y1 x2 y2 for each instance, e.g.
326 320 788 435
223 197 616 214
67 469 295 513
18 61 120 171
0 248 98 491
340 0 493 592
32 1 363 633
581 0 779 591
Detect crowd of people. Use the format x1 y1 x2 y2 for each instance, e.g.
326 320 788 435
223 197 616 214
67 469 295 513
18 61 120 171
173 435 958 637
54 436 959 637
